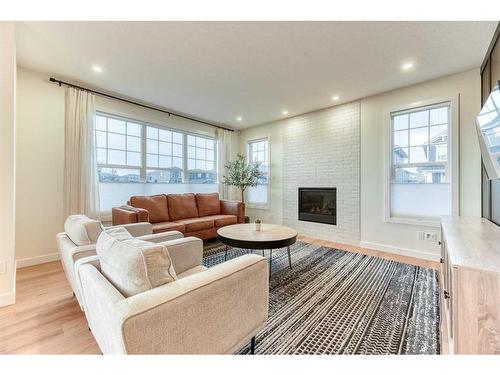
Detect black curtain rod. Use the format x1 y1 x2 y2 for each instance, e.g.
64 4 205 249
49 77 234 132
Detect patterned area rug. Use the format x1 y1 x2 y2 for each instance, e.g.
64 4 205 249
203 240 440 355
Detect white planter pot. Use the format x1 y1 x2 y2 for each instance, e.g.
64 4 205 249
255 223 261 231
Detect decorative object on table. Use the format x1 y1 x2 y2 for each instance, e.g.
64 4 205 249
255 219 262 231
222 154 264 203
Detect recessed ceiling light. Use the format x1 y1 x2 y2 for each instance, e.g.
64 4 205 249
236 116 242 122
400 61 415 71
92 65 103 73
332 96 340 101
282 110 289 115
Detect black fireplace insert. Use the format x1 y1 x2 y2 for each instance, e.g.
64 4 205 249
298 187 336 225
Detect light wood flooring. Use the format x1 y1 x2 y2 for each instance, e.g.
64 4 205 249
0 236 438 354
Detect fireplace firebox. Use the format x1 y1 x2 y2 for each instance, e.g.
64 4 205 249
298 188 336 225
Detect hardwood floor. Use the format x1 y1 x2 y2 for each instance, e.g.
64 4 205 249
298 235 439 270
0 238 438 354
0 262 100 354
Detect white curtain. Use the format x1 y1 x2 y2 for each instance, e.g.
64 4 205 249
63 87 100 219
216 128 233 200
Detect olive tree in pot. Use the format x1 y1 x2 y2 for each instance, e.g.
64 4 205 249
222 154 264 204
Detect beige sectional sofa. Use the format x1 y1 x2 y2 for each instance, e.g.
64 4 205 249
56 215 184 310
78 227 269 354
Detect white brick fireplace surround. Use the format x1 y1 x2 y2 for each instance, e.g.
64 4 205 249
283 102 360 245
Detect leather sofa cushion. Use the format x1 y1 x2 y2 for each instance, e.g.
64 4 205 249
179 217 214 232
204 214 238 227
97 227 177 297
196 193 221 217
152 221 186 234
130 195 169 223
167 193 199 221
64 215 103 246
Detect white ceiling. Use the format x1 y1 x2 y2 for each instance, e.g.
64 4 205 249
16 21 497 129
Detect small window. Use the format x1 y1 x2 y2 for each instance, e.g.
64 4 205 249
390 102 452 219
247 138 269 206
187 134 217 184
145 125 184 184
96 114 142 183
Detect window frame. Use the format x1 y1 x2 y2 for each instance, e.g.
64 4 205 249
96 111 218 185
383 96 459 227
246 137 271 209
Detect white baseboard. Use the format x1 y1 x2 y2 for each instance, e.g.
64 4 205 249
0 266 16 307
359 241 440 262
0 291 15 307
16 252 60 269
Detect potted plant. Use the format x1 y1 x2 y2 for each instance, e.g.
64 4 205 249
255 219 262 231
222 154 264 203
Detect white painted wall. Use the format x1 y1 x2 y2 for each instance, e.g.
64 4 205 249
0 22 17 306
15 67 65 267
360 68 481 260
240 68 481 260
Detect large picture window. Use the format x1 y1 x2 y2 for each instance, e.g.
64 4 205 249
247 138 269 206
95 113 217 184
389 102 452 220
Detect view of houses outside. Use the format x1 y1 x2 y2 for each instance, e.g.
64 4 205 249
95 114 218 185
392 105 449 184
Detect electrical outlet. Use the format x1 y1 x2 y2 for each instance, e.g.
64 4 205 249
0 260 6 275
424 231 437 242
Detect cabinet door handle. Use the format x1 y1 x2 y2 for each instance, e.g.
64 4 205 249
438 241 442 246
444 291 451 299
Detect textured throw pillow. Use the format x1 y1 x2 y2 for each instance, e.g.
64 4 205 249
96 227 178 297
64 215 104 246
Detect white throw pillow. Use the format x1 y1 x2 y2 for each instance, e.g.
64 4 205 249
64 215 104 246
96 227 178 297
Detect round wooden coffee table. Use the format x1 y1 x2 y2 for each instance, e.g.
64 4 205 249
217 223 298 278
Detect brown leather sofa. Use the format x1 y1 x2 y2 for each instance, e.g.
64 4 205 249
112 192 245 240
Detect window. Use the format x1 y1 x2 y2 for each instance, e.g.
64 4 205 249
145 126 184 183
96 115 141 183
187 134 217 184
95 113 217 184
389 102 452 221
247 138 269 206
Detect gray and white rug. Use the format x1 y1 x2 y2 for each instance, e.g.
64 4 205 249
203 240 440 355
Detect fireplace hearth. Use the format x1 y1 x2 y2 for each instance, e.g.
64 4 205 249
298 188 336 225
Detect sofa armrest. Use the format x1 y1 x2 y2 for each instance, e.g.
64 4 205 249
112 205 149 225
115 254 268 354
74 255 101 310
220 200 245 223
157 236 203 275
78 264 127 354
110 222 153 237
69 244 97 263
138 231 184 244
